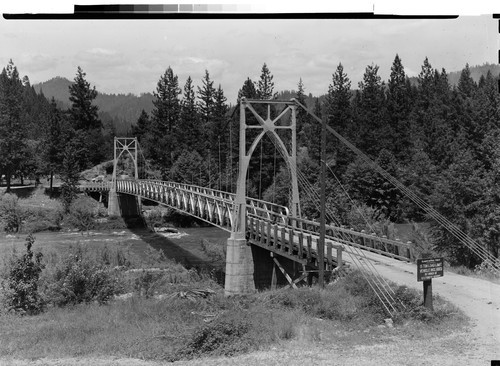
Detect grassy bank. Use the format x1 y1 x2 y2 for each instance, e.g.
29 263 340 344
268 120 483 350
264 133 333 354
0 234 468 363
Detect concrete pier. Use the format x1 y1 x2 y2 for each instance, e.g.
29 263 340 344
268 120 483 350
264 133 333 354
224 237 256 296
108 189 120 216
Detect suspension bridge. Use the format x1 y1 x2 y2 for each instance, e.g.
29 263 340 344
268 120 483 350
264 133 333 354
80 98 500 317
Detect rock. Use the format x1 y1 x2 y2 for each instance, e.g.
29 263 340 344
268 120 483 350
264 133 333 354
384 318 394 328
115 293 134 301
155 227 178 233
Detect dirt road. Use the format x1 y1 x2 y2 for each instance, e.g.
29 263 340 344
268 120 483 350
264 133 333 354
347 250 500 361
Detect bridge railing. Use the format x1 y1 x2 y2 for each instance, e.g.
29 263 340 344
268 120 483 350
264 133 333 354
111 180 290 231
246 213 343 268
81 179 413 262
283 216 414 261
78 181 112 191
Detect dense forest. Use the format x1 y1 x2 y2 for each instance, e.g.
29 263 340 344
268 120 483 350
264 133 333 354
0 56 499 268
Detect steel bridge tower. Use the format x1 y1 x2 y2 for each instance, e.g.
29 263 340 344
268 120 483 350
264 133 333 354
108 137 140 216
225 98 301 295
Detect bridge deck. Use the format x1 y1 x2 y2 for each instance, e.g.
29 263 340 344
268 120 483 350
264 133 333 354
81 180 414 269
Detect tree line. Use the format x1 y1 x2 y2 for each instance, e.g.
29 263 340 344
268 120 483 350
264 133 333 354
1 56 499 268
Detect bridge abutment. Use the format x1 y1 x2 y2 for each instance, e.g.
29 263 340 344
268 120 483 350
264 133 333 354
224 237 256 296
108 189 120 216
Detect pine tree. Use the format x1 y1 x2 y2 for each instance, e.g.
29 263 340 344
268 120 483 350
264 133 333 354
386 55 412 160
417 57 435 109
131 109 151 142
324 63 353 172
237 77 257 101
211 84 229 190
325 63 352 135
0 60 25 192
60 142 83 212
43 98 66 190
454 64 482 163
295 78 310 146
457 63 477 98
149 66 181 177
303 98 323 167
197 70 216 125
179 76 202 153
256 63 276 100
69 67 101 131
354 64 389 158
68 67 104 167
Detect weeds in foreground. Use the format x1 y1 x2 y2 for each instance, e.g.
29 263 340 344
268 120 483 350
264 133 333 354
200 238 226 263
1 234 45 315
0 234 467 363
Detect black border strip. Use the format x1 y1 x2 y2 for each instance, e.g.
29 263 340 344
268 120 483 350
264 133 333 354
3 9 459 20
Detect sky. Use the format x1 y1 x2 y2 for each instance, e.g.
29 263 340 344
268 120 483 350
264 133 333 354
1 2 499 103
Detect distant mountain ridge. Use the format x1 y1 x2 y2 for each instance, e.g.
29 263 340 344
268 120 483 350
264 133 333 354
33 63 500 132
33 77 154 134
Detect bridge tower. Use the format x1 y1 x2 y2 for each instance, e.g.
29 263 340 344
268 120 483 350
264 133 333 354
225 98 301 296
108 137 139 216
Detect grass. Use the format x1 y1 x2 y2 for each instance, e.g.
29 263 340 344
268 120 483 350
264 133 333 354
0 190 472 362
0 234 468 362
444 262 500 284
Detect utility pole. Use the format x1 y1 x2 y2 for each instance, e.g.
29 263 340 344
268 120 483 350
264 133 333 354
318 115 327 288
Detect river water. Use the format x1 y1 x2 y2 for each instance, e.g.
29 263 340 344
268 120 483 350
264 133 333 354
0 226 230 275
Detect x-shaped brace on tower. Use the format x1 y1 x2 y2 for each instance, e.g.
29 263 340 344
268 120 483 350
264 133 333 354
231 98 301 239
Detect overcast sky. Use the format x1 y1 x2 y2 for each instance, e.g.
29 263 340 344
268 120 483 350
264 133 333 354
1 3 499 103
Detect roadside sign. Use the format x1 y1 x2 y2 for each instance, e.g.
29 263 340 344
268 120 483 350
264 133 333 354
417 257 444 282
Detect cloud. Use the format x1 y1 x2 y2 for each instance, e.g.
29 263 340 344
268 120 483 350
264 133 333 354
76 48 127 68
15 53 60 73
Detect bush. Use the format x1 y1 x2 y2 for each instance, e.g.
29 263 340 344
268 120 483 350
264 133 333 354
180 317 251 357
2 234 45 315
42 246 121 306
67 196 98 234
23 206 63 233
200 239 226 262
0 193 26 232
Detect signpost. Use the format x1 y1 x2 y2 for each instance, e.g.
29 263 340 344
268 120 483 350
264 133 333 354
417 257 444 310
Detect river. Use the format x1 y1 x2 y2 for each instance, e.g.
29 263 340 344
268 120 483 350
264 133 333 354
0 226 230 276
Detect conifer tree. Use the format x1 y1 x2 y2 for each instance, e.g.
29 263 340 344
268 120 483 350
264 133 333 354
354 64 389 158
131 109 151 142
68 67 104 167
0 60 25 192
325 63 352 135
197 70 216 125
69 67 101 131
386 55 412 161
148 66 181 176
296 78 310 146
179 76 202 153
43 98 66 190
256 63 276 100
303 97 323 166
237 77 257 101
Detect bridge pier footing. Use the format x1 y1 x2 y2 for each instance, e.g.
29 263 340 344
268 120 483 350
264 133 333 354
108 189 120 216
224 237 256 296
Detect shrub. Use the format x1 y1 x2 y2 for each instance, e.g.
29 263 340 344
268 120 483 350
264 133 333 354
22 206 63 233
42 247 121 306
134 270 164 298
0 193 26 233
68 196 98 234
170 312 253 361
143 208 165 230
2 234 45 315
200 239 226 262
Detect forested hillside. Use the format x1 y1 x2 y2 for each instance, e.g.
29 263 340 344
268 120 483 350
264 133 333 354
1 57 500 269
33 77 154 135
